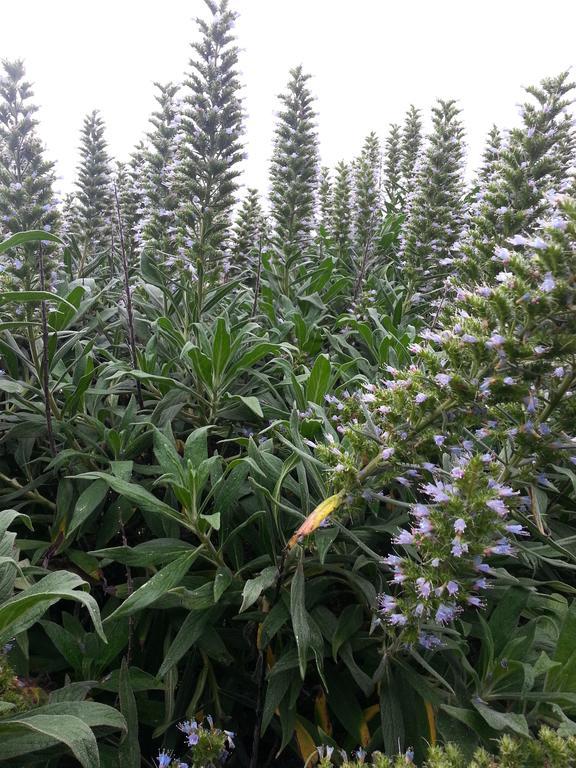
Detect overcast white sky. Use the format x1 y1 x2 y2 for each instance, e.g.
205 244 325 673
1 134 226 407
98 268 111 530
3 0 575 199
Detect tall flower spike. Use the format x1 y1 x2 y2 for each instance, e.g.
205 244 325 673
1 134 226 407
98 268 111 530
458 71 575 283
269 65 319 254
331 160 352 257
173 0 244 288
0 59 60 290
318 166 333 234
383 123 402 210
352 132 383 293
400 104 423 197
399 99 466 312
75 110 113 257
138 81 181 259
231 187 266 273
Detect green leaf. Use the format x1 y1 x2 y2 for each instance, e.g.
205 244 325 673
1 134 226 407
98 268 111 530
68 480 108 536
153 428 182 479
306 353 331 404
90 539 194 567
0 570 105 645
0 714 99 767
158 608 216 677
71 472 189 531
118 659 140 768
105 548 203 622
380 666 405 755
0 290 76 312
291 559 312 679
212 317 231 376
240 566 277 613
230 395 263 418
332 605 363 660
471 700 529 737
0 229 64 253
0 702 125 766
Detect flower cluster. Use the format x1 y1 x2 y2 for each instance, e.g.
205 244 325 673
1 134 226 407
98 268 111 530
314 196 576 645
316 745 415 767
377 456 523 645
154 716 235 768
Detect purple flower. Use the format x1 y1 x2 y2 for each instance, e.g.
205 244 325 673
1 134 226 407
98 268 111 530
394 530 415 546
453 518 467 533
508 234 529 246
554 366 565 378
434 435 446 447
451 539 468 557
419 632 443 650
378 594 397 614
417 517 434 535
486 333 505 348
157 751 172 768
381 447 395 460
461 334 478 343
446 580 460 596
435 373 452 388
531 236 548 250
539 272 556 293
505 523 528 536
416 577 432 598
487 498 508 517
389 613 408 626
551 217 567 231
412 503 429 518
436 603 457 624
414 392 428 404
467 596 484 608
493 246 511 262
422 481 452 502
503 376 515 385
487 538 514 556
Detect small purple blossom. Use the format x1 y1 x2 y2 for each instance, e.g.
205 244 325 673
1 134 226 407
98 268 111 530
394 529 415 546
539 272 556 293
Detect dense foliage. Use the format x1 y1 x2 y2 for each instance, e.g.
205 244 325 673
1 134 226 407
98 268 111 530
0 2 576 767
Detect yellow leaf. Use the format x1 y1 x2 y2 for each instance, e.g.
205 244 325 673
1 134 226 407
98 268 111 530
295 717 318 765
424 700 436 746
314 688 332 736
363 703 380 723
287 491 345 549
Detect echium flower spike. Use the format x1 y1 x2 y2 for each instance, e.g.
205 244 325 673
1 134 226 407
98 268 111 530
231 187 266 273
331 160 352 256
458 71 575 283
400 104 423 197
138 81 181 259
269 65 319 254
0 59 60 290
75 109 114 257
399 99 466 312
173 0 244 286
383 123 402 210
